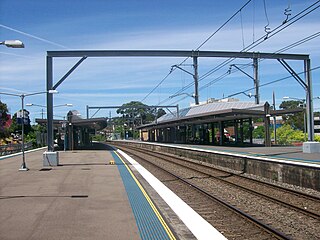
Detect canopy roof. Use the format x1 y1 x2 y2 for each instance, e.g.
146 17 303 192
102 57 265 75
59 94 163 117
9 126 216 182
137 101 303 130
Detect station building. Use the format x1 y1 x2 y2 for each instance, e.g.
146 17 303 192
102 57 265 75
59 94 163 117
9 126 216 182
137 99 302 147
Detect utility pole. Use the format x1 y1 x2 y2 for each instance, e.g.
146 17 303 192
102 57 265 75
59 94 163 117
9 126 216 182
272 91 277 145
253 58 259 104
193 57 199 105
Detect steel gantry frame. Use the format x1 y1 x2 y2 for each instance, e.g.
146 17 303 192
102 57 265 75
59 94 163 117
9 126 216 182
86 105 179 120
46 50 314 152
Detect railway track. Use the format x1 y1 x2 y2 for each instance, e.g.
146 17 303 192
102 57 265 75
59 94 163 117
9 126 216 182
112 143 320 240
120 144 320 219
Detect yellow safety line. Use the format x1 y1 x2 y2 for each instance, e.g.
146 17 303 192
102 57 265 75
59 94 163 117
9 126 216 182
114 151 176 240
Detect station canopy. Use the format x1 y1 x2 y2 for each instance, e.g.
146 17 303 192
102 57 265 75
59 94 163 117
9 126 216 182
137 100 302 130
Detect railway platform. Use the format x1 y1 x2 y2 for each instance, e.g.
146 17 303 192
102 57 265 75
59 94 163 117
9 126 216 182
0 144 226 240
113 140 320 191
116 140 320 165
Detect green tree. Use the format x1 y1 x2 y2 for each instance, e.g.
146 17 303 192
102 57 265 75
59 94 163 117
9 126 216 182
276 124 304 145
279 100 304 131
116 101 166 125
116 101 166 139
253 126 265 139
0 101 10 138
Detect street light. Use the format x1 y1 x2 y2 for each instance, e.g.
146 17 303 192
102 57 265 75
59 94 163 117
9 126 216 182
0 40 25 48
0 90 58 171
26 103 72 119
26 103 72 108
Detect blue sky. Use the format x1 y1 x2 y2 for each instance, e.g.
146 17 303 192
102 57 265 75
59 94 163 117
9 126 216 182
1 0 319 121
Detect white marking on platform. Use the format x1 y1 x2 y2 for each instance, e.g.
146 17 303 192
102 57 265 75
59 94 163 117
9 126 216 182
0 147 47 160
117 149 227 240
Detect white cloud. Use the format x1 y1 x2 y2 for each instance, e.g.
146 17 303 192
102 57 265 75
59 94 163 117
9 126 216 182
1 18 319 114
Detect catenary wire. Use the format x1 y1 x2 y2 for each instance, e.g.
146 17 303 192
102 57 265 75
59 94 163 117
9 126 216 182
160 1 320 105
223 65 320 100
163 31 320 105
140 0 253 102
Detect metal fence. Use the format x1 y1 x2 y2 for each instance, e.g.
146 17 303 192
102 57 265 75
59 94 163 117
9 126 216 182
0 142 33 156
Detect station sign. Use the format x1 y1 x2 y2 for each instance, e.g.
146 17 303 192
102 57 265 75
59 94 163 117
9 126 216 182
16 110 30 125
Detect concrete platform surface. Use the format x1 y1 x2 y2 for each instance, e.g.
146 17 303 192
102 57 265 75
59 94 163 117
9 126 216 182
0 149 140 240
120 140 319 165
176 144 320 164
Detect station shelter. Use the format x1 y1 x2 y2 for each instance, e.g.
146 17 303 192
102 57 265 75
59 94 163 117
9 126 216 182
137 100 302 147
36 110 107 150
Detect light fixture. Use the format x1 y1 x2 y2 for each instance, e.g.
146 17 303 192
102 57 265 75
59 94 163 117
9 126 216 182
0 40 25 48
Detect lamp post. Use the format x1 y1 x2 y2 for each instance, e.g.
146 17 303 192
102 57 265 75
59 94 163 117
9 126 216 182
0 90 58 171
0 40 25 48
26 103 72 119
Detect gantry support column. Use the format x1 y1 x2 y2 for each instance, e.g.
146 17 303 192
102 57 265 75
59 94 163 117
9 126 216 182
46 56 54 152
305 59 314 141
193 56 199 105
253 58 259 104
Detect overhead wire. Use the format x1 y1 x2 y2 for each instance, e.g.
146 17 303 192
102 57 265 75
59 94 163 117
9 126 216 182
140 70 173 102
147 1 319 106
141 0 253 102
200 31 320 99
162 30 320 106
223 65 320 100
263 0 271 37
199 0 320 81
160 1 320 105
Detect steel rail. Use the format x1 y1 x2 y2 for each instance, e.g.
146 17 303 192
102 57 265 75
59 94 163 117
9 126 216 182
116 145 292 240
117 144 320 219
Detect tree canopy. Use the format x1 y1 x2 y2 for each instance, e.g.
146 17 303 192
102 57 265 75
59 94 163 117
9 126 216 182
116 101 166 125
279 100 305 131
0 101 9 138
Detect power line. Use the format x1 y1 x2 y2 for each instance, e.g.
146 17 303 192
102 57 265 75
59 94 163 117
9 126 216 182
140 70 172 102
199 1 320 81
201 31 320 94
224 65 320 100
162 30 320 106
160 1 320 105
141 0 253 103
195 0 252 51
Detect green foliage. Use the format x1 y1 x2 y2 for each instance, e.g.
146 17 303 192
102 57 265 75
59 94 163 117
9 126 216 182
276 124 305 145
279 100 305 131
25 130 37 147
253 126 265 138
116 101 166 139
0 101 10 138
9 109 32 135
25 124 47 148
92 134 106 142
116 101 166 125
